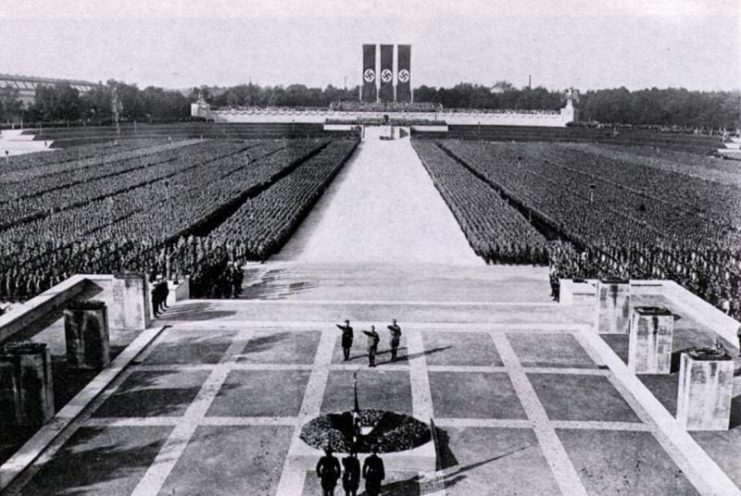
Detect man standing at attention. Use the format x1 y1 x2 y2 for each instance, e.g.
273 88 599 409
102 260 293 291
341 449 361 496
387 319 402 361
337 319 354 361
316 446 341 496
362 326 380 367
362 446 385 496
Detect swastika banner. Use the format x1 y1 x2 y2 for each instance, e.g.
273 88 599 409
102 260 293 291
362 44 377 103
379 44 394 103
397 44 412 102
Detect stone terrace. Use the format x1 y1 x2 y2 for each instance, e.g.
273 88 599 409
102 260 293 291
4 293 739 496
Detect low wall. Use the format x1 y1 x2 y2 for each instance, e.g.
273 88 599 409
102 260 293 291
0 274 160 344
560 278 740 349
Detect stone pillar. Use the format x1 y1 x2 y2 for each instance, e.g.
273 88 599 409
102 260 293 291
64 300 110 370
109 273 151 330
628 306 674 374
0 342 55 425
595 277 630 334
676 348 733 431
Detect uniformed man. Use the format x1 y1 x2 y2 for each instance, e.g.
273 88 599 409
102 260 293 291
337 320 354 361
316 446 341 496
341 450 361 496
362 446 385 496
387 319 402 361
362 326 380 367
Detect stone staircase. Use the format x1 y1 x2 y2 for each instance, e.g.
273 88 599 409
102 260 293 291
718 136 741 160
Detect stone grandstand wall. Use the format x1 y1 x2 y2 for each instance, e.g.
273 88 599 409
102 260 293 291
21 122 358 147
207 108 573 127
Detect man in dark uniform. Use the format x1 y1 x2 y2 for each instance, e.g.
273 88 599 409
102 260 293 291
362 326 380 367
341 450 361 496
151 275 161 318
387 319 402 361
161 278 170 311
362 446 385 496
337 320 354 361
316 446 341 496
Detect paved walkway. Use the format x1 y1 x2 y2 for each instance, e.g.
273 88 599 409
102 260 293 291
274 129 483 266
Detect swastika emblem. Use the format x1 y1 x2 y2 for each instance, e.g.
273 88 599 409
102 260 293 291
363 69 375 83
381 69 393 83
398 69 410 83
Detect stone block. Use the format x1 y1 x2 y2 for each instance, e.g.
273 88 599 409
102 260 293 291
0 342 54 425
676 348 733 431
64 300 111 370
110 273 151 330
628 306 674 374
595 278 630 334
560 279 596 306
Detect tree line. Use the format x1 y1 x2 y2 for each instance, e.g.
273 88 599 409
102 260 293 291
0 79 738 129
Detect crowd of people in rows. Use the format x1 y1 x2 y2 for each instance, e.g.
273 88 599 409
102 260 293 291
548 241 741 320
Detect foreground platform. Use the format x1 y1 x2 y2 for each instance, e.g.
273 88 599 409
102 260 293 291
3 289 740 496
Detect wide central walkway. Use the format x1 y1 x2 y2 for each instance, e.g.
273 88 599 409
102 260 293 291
274 128 483 266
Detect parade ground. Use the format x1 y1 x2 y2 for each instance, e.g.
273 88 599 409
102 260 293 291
3 134 741 496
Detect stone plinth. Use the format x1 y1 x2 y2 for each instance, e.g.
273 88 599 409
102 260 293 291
628 306 674 374
560 279 596 306
0 343 54 425
110 273 151 330
595 278 630 334
64 300 110 370
677 348 733 431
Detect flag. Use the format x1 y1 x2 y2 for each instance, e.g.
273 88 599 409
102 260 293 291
362 44 377 103
379 44 394 102
397 45 412 102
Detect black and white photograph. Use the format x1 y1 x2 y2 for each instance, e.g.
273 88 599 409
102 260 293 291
0 1 740 494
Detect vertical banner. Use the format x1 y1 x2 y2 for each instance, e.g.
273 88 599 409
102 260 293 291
379 44 394 103
362 44 377 103
396 44 412 103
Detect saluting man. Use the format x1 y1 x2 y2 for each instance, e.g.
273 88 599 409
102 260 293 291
387 319 402 361
337 319 354 361
362 326 380 367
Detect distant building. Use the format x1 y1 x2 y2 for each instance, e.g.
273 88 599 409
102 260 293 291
0 73 99 106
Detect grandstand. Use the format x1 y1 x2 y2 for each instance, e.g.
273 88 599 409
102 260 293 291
0 73 99 106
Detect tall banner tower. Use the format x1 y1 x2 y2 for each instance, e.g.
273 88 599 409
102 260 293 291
378 44 394 103
396 45 412 103
362 44 377 102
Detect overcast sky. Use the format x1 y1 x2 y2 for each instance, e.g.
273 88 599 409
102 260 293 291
0 0 738 91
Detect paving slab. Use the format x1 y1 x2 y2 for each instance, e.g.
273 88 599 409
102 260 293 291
508 332 596 369
528 374 641 423
438 426 560 496
321 369 413 415
237 329 321 364
429 372 526 419
207 370 311 417
557 429 698 496
159 425 293 496
17 426 172 496
422 331 502 366
93 370 210 418
142 328 237 365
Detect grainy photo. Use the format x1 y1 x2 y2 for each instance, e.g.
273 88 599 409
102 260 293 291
0 1 740 495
